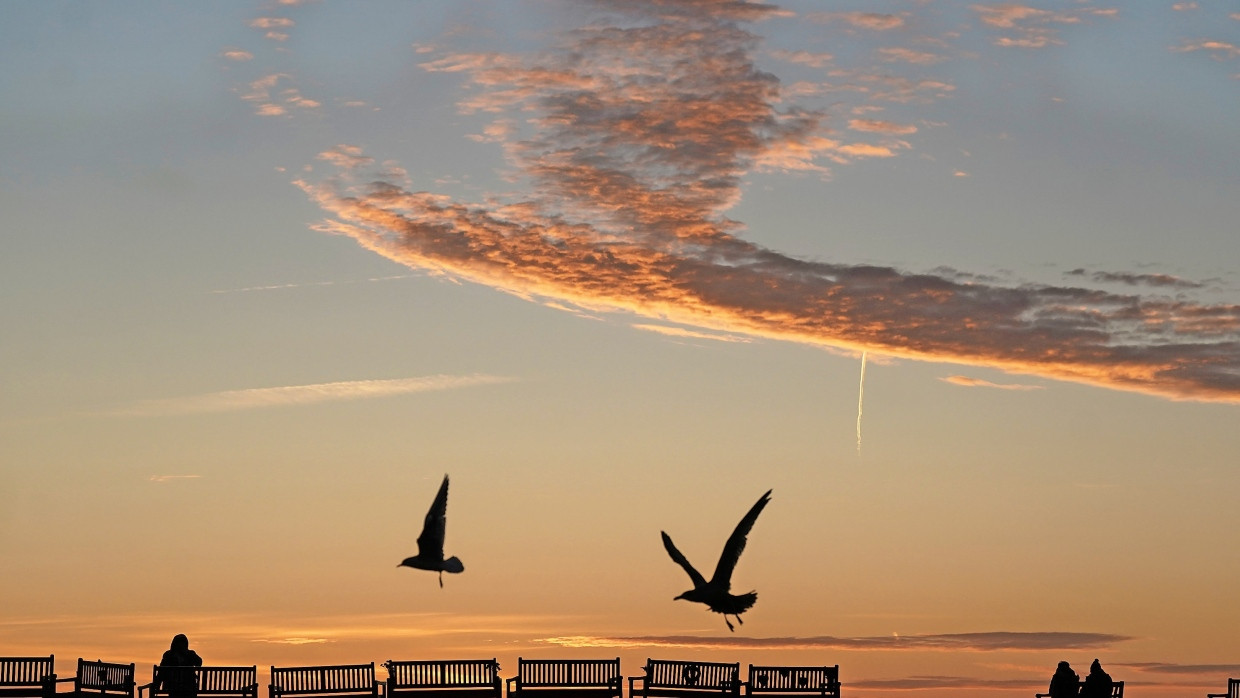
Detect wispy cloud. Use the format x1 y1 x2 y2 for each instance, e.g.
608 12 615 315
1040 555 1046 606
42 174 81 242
807 12 906 31
300 2 1240 403
631 324 753 343
211 274 414 294
149 475 202 483
848 118 918 135
941 375 1044 391
221 49 254 62
971 4 1116 49
1173 38 1240 59
106 375 515 417
1065 268 1204 289
250 17 294 30
539 631 1132 652
1119 662 1240 675
850 676 1040 690
878 47 946 65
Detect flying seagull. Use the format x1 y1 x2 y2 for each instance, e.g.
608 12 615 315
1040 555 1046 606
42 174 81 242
661 489 772 631
398 474 464 587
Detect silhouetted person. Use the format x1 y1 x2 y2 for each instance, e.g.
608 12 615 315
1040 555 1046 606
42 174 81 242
1080 659 1113 698
158 634 202 698
661 489 771 631
1047 661 1079 698
398 474 464 587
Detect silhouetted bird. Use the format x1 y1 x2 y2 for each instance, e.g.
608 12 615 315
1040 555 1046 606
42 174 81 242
661 489 772 631
398 474 464 587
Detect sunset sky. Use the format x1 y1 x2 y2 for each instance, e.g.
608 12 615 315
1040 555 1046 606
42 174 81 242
2 2 1238 697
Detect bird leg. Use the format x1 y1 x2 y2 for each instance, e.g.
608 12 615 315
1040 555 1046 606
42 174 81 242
735 614 744 626
724 616 735 632
439 571 444 588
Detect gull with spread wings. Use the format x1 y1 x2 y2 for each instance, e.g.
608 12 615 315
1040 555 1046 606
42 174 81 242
398 474 464 587
661 489 772 631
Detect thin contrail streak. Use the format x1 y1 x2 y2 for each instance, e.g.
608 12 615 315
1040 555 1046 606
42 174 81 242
857 351 867 456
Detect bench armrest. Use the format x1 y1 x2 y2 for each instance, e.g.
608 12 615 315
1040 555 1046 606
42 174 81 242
628 677 645 698
505 678 519 694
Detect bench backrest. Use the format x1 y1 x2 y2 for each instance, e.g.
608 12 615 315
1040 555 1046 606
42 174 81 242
745 667 838 694
0 657 56 690
150 667 258 696
0 656 55 698
516 660 620 688
1228 678 1240 698
642 661 740 692
269 665 378 697
384 661 499 689
77 660 136 698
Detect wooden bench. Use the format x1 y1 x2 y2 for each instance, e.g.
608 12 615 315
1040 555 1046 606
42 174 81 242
383 660 499 698
628 660 740 698
743 666 839 698
1035 680 1124 698
0 656 57 698
506 659 621 698
1207 678 1239 698
268 664 382 698
62 660 136 698
139 667 258 698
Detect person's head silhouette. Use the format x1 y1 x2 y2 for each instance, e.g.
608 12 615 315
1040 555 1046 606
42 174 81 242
171 635 189 652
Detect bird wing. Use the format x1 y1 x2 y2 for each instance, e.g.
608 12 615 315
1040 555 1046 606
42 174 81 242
710 489 772 589
416 474 450 559
661 531 707 589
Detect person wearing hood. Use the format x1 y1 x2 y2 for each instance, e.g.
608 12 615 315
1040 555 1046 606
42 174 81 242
1047 661 1080 698
1080 659 1113 698
157 634 203 698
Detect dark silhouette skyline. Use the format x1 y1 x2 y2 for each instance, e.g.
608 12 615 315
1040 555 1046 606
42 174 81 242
398 474 464 588
661 489 772 632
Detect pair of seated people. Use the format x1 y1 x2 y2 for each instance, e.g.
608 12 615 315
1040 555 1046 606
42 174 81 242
1048 659 1114 698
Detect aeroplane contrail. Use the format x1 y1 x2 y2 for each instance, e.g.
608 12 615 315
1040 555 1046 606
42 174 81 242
857 351 867 456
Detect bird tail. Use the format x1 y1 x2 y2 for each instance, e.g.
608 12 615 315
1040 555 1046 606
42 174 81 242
731 591 758 614
442 556 464 574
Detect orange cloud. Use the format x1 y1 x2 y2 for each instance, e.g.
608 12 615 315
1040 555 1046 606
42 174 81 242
1173 39 1240 58
631 324 753 343
300 3 1240 404
250 17 294 29
808 12 906 31
848 119 918 135
539 631 1132 652
107 375 515 417
940 376 1044 391
878 47 946 65
971 3 1114 48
